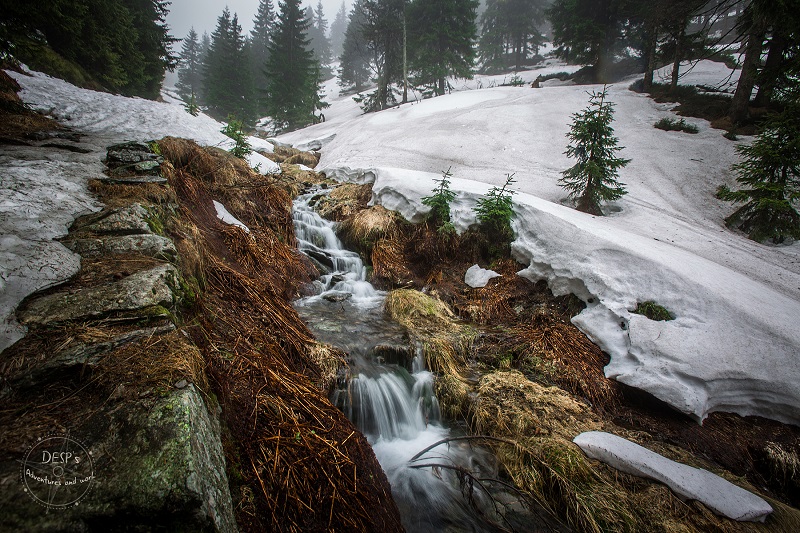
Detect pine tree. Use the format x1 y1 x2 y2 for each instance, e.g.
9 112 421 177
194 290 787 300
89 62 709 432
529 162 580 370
362 0 407 111
478 0 546 72
203 8 255 123
717 103 800 243
307 2 333 77
329 2 349 59
123 0 178 99
250 0 275 114
339 0 372 94
407 0 478 96
265 0 326 131
176 28 203 103
559 88 630 215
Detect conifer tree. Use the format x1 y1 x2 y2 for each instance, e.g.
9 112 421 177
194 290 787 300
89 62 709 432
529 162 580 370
339 0 372 93
265 0 326 131
407 0 478 96
250 0 275 114
307 2 333 77
478 0 546 72
329 2 349 59
176 28 203 103
362 0 407 111
717 103 800 243
559 88 629 215
204 8 256 123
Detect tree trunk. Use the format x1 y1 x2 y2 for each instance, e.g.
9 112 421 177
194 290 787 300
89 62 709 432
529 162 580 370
730 25 765 125
643 20 658 92
402 13 408 104
437 77 445 96
670 20 687 94
753 32 787 108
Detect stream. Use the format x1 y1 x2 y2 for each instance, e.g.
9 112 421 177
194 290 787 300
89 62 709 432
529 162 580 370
292 189 534 532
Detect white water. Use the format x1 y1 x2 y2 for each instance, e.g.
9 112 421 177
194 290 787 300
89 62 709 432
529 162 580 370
292 189 524 531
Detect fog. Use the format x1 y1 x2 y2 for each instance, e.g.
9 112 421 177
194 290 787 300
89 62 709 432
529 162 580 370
166 0 353 41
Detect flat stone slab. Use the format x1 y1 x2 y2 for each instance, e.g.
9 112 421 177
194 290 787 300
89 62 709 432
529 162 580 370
465 264 502 288
19 263 177 326
64 234 176 260
573 431 773 522
83 203 153 235
101 175 167 184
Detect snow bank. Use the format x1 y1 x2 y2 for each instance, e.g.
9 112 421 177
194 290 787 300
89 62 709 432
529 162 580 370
574 431 772 522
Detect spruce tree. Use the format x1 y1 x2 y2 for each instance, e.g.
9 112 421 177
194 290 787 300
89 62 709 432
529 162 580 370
717 103 800 243
329 2 349 59
559 88 630 215
250 0 275 115
176 28 203 103
265 0 325 131
339 0 372 94
362 0 407 111
407 0 478 96
478 0 546 72
307 2 333 77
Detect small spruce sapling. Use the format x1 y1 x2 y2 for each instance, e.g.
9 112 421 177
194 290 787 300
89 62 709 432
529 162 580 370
422 167 457 234
221 116 252 159
716 104 800 243
559 87 629 215
475 173 516 256
184 92 200 116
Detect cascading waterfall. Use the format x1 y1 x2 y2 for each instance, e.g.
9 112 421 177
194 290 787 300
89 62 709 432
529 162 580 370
292 189 524 532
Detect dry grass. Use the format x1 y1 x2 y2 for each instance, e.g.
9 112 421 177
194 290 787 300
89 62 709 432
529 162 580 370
316 183 373 221
371 238 414 287
284 152 319 167
88 178 177 207
338 205 400 248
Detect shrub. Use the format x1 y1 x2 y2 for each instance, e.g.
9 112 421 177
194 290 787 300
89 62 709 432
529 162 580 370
632 301 674 321
421 167 457 234
221 116 252 159
654 117 699 134
723 131 738 141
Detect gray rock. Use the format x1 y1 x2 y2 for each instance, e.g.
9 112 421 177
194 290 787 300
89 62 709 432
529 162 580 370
573 431 773 522
19 264 178 326
64 234 176 260
134 160 162 172
102 174 167 184
106 142 160 164
323 291 352 303
0 385 238 532
83 203 153 235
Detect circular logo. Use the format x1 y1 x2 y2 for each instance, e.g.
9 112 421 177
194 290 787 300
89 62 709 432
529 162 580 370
21 435 95 509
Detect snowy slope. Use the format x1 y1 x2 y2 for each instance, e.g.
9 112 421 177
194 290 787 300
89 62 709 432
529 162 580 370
279 60 800 425
0 67 280 352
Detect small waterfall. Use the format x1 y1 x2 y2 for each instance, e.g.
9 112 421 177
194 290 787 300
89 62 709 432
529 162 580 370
292 188 524 532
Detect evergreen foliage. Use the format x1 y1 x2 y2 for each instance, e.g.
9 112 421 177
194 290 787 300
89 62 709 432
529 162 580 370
633 301 674 321
176 28 203 104
265 0 326 131
184 92 200 116
422 168 458 234
361 0 406 111
250 0 276 115
339 0 372 94
307 2 333 77
478 0 547 73
0 0 176 99
717 103 800 243
407 0 478 96
203 8 256 123
329 2 349 59
559 88 629 215
221 116 253 159
475 173 517 255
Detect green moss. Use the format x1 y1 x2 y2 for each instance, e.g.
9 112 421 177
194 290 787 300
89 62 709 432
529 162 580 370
632 301 674 321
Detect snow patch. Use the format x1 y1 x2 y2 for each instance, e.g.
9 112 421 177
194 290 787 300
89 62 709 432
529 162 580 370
573 431 773 522
464 265 502 288
213 201 250 233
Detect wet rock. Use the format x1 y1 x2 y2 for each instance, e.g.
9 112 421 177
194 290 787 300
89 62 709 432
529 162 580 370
323 291 352 303
19 264 177 326
102 174 167 184
0 385 237 532
81 204 153 235
134 160 161 172
64 234 176 260
574 431 773 522
106 141 161 164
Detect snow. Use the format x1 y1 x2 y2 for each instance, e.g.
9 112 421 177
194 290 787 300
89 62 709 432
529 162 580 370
0 66 278 353
278 60 800 426
464 265 502 288
213 201 250 233
573 431 773 522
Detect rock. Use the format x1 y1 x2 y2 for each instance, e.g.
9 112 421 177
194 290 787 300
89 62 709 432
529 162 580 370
82 203 154 235
174 379 188 389
106 141 161 164
0 385 237 532
134 160 162 172
465 264 502 288
19 263 178 326
323 291 352 303
63 234 176 260
573 431 773 522
102 174 167 184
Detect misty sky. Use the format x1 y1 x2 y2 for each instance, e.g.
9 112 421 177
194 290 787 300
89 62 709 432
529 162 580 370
166 0 353 42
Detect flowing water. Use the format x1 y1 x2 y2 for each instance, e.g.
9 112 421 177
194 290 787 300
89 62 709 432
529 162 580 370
292 189 534 532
